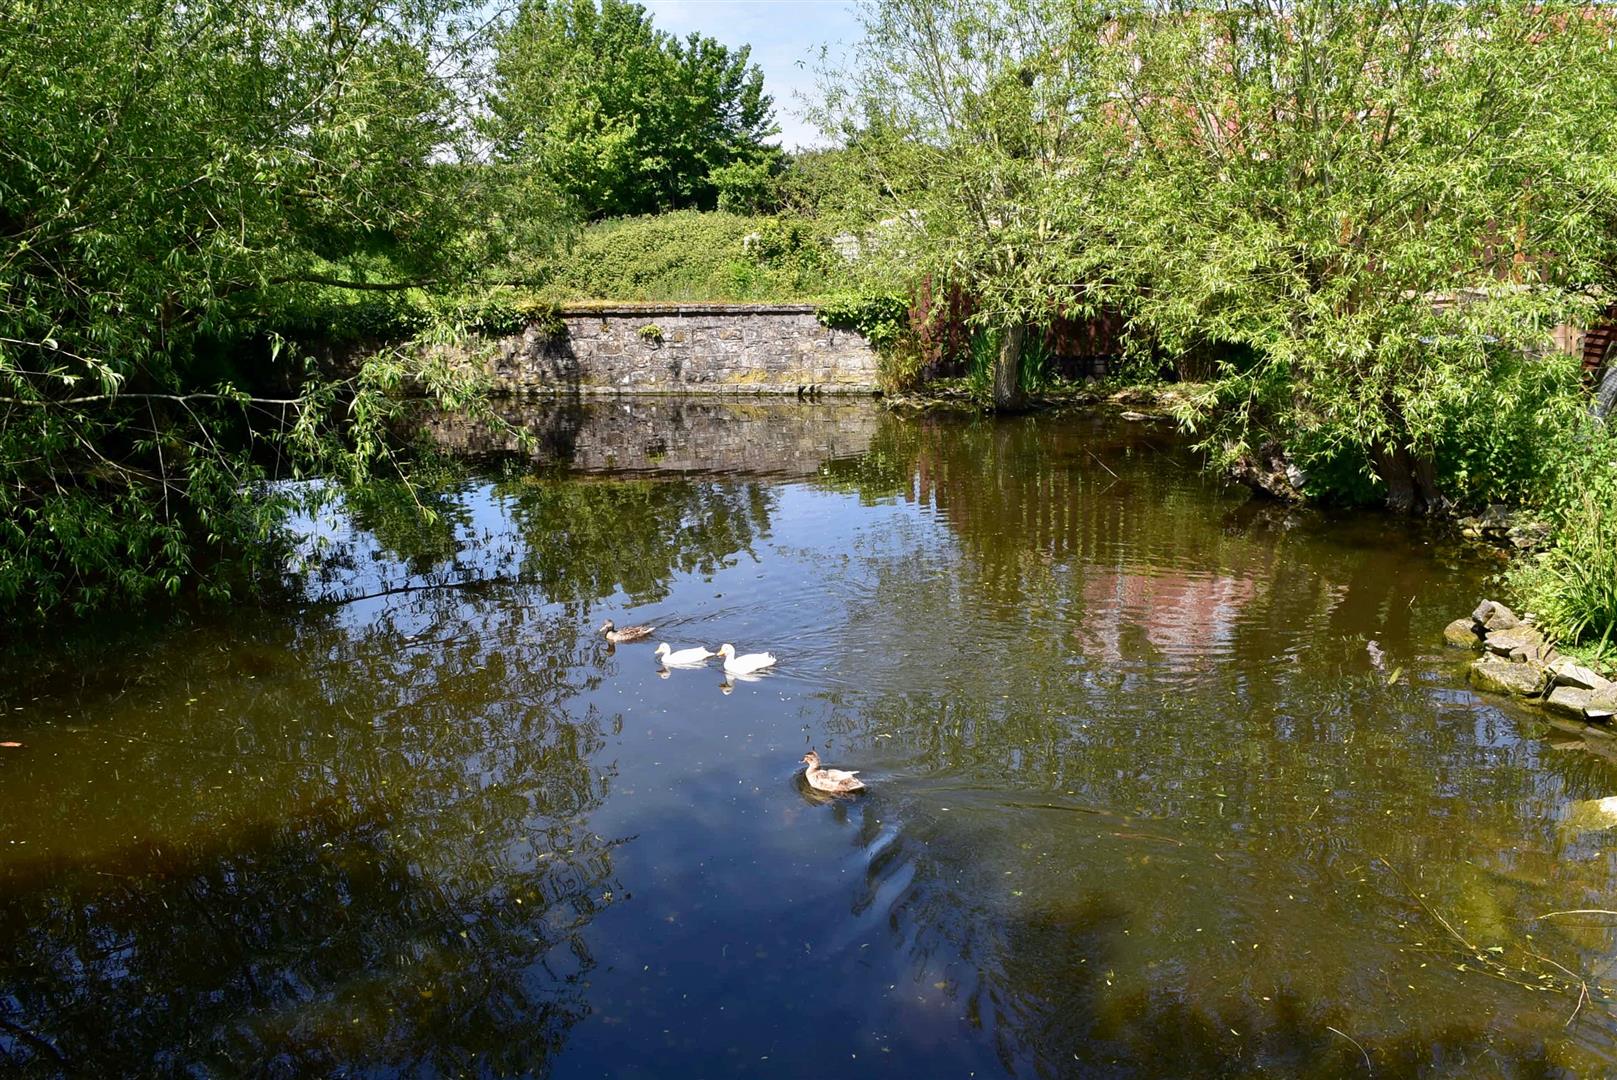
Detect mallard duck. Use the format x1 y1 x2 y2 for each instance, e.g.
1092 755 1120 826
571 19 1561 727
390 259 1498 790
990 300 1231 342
600 619 655 644
654 643 716 666
716 643 776 675
801 751 865 794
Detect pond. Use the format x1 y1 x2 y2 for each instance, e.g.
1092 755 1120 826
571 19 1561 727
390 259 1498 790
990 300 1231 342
2 397 1616 1077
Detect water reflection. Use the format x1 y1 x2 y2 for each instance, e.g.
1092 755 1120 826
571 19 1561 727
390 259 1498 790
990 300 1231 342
297 474 772 609
0 593 623 1075
417 396 882 479
5 400 1617 1076
810 412 1617 1072
0 452 785 1073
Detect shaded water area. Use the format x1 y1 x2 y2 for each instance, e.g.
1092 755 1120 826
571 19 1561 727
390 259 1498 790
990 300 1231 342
5 398 1617 1076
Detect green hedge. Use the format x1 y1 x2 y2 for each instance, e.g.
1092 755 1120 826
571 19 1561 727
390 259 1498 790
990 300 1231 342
538 210 836 302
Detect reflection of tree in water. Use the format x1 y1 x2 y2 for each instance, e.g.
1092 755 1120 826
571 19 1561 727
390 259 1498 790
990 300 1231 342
0 591 621 1075
845 763 1593 1077
339 474 480 578
823 415 1449 653
0 465 779 1075
295 470 773 612
295 475 518 605
815 414 1617 1073
498 475 772 606
812 413 923 503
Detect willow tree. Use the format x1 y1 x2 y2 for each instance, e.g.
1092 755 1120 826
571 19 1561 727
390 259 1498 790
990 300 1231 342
0 0 497 620
1094 1 1617 510
817 0 1119 410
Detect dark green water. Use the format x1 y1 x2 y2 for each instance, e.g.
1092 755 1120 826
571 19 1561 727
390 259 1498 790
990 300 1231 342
3 399 1615 1077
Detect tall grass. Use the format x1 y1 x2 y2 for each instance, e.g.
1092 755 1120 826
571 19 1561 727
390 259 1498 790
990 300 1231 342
1020 330 1052 394
965 327 1001 399
963 325 1052 400
1509 419 1617 656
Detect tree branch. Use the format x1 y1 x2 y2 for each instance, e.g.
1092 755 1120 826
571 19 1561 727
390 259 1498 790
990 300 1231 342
268 273 441 292
0 392 307 407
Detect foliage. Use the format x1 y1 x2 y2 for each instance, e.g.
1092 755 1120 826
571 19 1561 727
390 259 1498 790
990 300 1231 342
773 149 857 218
1258 348 1592 509
539 211 836 302
1433 350 1589 510
1019 331 1052 396
711 158 780 215
1093 2 1617 512
1509 420 1617 651
952 325 1052 402
0 0 501 622
815 0 1119 407
815 290 913 387
814 292 908 350
486 0 781 221
824 0 1617 486
965 327 1001 402
637 324 663 343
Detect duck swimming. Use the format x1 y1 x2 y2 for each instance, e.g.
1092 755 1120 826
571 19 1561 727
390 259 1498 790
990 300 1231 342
654 643 716 666
716 643 776 675
801 751 865 794
600 619 655 644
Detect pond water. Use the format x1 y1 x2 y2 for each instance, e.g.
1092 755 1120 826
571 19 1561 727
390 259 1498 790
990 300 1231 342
3 398 1616 1077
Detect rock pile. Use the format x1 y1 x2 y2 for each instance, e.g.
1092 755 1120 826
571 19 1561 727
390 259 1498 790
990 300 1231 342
1455 506 1551 551
1445 600 1617 721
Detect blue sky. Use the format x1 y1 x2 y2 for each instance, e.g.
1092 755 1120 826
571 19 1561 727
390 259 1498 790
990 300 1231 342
642 0 865 149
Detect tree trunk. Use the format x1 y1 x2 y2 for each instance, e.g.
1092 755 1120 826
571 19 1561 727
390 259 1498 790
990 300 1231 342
992 322 1026 412
1371 444 1415 513
1370 443 1445 515
1411 452 1445 514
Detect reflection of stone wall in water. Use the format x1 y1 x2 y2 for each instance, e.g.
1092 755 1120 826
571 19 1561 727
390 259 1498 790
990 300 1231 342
418 398 886 478
456 304 880 394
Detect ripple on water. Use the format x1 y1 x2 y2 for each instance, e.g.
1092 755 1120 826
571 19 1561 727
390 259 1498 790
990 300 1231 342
3 401 1615 1076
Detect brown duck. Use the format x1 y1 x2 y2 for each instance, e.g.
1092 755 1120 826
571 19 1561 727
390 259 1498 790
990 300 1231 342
599 619 655 644
801 751 866 794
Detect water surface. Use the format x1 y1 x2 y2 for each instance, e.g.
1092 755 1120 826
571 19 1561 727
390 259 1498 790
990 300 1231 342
3 398 1614 1077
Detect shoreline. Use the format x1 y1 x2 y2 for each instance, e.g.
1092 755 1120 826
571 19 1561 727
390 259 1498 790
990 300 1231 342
880 380 1191 419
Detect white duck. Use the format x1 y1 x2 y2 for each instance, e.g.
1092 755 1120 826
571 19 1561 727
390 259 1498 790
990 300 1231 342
654 643 717 667
716 643 776 676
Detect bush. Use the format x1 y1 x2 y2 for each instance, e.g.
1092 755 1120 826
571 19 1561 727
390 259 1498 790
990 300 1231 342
1251 348 1588 509
815 292 908 348
1509 419 1617 652
1434 348 1587 509
711 159 779 215
266 285 435 346
540 210 836 302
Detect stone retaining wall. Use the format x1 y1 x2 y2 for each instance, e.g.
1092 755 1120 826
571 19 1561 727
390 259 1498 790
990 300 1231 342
455 303 881 395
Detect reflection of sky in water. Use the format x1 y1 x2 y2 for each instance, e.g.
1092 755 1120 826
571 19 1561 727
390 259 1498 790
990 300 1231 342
4 404 1617 1075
